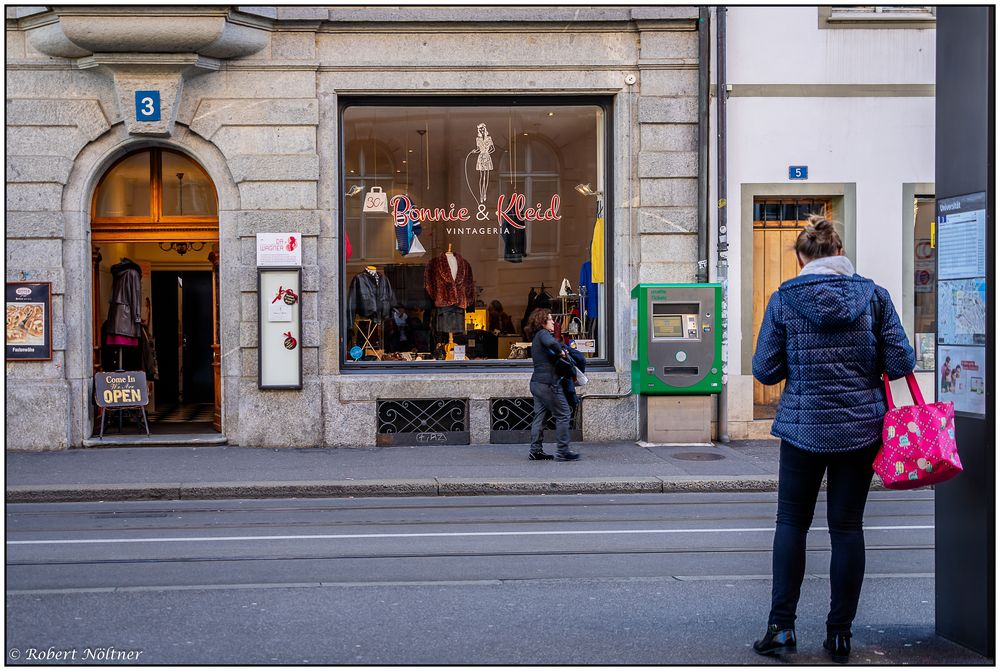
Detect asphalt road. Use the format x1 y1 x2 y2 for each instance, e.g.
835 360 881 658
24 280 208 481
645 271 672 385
4 491 987 664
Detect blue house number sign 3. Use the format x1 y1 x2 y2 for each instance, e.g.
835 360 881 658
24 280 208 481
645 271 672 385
788 165 808 180
135 91 161 122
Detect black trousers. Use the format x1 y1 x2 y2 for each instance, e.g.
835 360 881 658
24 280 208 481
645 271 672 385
768 440 880 635
529 380 571 453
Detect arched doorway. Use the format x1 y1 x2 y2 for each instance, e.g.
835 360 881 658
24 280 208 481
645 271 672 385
90 147 222 436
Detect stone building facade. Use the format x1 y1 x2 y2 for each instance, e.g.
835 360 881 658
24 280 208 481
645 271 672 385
5 6 705 450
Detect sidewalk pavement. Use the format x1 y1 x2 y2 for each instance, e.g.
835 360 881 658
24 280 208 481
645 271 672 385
5 439 803 503
5 438 899 504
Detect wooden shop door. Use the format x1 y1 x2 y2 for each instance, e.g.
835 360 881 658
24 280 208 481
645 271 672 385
752 198 832 419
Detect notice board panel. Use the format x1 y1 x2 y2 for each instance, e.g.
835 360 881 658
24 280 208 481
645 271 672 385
935 192 988 419
258 268 302 389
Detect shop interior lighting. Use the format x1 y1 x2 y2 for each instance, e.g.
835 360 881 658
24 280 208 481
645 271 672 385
575 183 602 197
345 185 363 197
158 242 206 256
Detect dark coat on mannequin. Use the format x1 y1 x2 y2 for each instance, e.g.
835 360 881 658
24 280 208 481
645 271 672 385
347 270 397 323
106 258 142 339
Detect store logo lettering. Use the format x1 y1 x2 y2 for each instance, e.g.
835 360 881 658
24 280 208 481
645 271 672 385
496 194 561 230
391 195 466 226
389 193 561 229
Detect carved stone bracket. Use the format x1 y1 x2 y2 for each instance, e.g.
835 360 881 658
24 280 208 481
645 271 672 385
77 54 222 137
21 7 269 138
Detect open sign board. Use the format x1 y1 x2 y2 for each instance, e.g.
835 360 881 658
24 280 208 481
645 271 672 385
95 371 148 408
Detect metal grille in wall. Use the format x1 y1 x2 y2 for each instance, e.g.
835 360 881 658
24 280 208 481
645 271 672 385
376 399 469 446
490 398 583 444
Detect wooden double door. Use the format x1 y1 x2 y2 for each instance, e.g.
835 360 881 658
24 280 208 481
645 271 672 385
752 198 832 419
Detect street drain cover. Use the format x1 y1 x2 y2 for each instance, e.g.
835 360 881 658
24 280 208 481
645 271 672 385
671 452 725 461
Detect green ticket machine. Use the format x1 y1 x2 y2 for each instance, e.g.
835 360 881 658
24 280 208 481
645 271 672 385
631 283 722 442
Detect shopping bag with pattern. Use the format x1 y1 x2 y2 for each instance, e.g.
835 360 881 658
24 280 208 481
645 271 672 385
874 372 962 490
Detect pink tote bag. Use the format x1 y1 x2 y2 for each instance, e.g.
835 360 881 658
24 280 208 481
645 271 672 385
873 372 962 490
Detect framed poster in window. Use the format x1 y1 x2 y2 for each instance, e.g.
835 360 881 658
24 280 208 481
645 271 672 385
6 282 52 361
258 268 302 389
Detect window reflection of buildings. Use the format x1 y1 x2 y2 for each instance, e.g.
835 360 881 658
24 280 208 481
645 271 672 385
344 141 398 264
499 135 561 258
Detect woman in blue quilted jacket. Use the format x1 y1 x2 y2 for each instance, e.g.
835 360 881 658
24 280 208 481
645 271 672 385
751 216 915 663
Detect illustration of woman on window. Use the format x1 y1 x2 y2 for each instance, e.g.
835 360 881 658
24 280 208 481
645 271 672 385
475 123 495 204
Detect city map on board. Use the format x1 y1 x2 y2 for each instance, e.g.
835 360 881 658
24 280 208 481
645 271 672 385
938 278 986 345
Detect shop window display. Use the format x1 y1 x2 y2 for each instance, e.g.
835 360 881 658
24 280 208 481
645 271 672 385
341 100 608 365
912 196 936 370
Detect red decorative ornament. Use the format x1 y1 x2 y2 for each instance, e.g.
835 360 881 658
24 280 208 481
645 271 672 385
272 286 298 306
283 331 297 350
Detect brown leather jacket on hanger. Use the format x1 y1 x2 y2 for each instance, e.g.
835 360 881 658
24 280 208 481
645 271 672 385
106 258 142 339
424 252 475 308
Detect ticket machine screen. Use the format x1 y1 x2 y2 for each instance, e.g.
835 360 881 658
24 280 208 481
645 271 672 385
652 315 683 338
651 303 700 340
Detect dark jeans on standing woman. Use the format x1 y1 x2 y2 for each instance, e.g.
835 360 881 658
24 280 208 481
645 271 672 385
769 440 880 636
529 380 571 453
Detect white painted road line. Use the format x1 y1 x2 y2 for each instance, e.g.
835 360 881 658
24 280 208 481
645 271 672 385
5 574 939 596
6 525 934 546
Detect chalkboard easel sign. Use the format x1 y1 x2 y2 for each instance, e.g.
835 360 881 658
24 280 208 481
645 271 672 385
95 371 150 438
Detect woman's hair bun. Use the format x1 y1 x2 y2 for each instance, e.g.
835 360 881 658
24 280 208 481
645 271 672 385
797 214 843 260
806 214 835 234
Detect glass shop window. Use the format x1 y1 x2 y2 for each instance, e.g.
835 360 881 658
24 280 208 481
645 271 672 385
341 101 609 366
912 196 936 370
93 148 218 221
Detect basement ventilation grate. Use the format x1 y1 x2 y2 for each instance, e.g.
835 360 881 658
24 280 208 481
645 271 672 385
376 399 469 446
489 397 582 444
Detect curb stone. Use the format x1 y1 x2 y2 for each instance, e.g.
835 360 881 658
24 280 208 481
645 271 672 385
436 477 664 496
6 476 803 503
178 479 438 500
5 483 182 503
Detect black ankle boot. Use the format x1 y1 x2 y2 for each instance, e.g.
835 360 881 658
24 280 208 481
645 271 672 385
752 624 797 656
823 633 851 664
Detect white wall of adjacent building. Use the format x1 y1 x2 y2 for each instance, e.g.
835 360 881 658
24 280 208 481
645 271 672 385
714 6 937 438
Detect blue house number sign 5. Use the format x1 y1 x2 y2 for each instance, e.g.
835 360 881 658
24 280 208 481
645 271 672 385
788 165 808 180
135 91 161 122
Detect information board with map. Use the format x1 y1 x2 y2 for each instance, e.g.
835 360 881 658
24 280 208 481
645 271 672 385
935 192 987 417
938 278 987 345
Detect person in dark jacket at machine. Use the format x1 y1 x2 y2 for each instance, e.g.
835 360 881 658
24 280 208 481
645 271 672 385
751 216 915 664
525 308 580 461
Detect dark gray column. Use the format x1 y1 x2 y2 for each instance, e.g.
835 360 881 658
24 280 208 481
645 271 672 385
934 6 995 658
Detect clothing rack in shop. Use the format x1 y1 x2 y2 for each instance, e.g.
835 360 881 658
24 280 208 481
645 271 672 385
550 296 580 317
550 293 585 339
